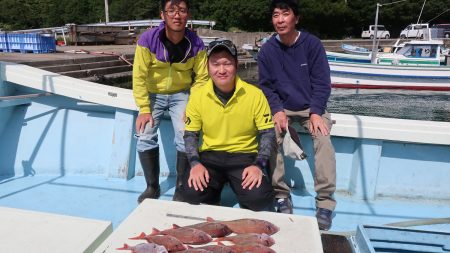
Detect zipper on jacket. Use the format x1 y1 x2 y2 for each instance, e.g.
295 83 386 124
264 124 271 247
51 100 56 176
161 35 193 91
161 43 172 90
180 35 192 63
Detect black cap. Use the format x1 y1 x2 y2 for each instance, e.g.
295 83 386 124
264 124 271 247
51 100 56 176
207 40 238 58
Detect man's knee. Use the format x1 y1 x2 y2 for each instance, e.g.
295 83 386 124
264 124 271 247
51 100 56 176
237 185 275 211
181 184 202 203
181 184 220 205
241 194 274 211
314 132 334 147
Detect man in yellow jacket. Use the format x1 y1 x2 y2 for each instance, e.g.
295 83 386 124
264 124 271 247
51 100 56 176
133 0 208 203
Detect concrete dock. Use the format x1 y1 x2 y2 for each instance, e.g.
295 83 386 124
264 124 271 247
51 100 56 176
0 45 136 64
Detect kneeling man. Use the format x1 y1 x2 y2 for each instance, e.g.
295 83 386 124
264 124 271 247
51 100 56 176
183 40 275 211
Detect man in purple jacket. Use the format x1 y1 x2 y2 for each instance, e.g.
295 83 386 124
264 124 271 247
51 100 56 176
258 0 336 230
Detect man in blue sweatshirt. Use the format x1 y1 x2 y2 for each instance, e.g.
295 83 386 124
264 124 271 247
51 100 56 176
258 0 336 230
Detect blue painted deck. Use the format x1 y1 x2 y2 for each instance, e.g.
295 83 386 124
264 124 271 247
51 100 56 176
1 174 450 232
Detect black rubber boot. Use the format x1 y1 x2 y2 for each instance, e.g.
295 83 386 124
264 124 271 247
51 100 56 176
172 151 189 201
137 147 160 203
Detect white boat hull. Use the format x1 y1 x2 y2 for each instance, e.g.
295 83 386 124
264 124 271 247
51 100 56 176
330 61 450 90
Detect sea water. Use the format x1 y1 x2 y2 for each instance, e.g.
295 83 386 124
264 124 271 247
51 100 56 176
328 89 450 122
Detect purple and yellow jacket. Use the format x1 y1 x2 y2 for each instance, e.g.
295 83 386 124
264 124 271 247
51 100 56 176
132 22 209 114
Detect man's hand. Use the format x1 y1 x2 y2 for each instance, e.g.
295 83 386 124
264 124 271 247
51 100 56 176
188 163 210 191
273 111 288 134
308 113 329 137
136 113 153 134
242 165 263 190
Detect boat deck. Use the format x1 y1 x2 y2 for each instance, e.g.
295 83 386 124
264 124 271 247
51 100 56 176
1 174 449 233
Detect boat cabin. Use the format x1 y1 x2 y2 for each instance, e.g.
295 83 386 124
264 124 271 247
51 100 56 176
376 40 444 66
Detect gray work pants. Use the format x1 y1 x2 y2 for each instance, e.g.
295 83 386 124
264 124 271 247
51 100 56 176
269 108 336 211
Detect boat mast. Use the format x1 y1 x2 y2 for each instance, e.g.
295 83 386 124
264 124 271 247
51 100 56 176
417 0 427 24
370 0 409 64
104 0 110 23
370 3 381 64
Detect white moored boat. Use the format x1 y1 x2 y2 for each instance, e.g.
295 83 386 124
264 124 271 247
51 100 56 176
330 61 450 90
328 39 450 90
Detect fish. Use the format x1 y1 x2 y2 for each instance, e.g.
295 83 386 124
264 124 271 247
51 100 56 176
219 242 276 253
195 245 236 253
214 233 275 247
177 249 213 253
173 222 232 238
129 232 188 251
116 243 168 253
206 217 279 235
150 227 212 245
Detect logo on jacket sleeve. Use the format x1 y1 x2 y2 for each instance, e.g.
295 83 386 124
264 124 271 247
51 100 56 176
263 114 272 124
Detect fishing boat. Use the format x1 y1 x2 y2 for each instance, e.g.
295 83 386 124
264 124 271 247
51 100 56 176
328 39 448 64
328 39 450 90
327 39 404 64
242 43 260 60
1 59 449 252
341 43 371 55
330 61 450 90
327 50 372 64
199 35 222 48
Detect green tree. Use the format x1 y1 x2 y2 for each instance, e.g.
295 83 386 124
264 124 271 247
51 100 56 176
299 0 351 39
1 0 449 38
109 0 160 21
0 0 35 30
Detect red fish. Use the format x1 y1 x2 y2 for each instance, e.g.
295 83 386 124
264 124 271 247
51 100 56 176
195 245 236 253
117 243 168 253
173 222 232 238
215 233 275 247
150 227 212 245
177 249 213 253
219 242 276 253
129 232 188 251
206 217 279 235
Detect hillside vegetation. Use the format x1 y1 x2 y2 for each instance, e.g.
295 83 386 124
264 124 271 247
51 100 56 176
1 0 449 39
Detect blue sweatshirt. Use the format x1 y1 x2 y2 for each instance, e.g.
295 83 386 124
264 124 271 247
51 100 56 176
258 31 331 115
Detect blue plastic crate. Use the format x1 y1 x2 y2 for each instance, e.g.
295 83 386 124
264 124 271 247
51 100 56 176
0 33 9 52
6 34 24 52
41 35 56 52
6 33 56 54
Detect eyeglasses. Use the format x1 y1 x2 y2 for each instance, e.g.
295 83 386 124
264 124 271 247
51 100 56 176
208 40 237 57
164 8 188 17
